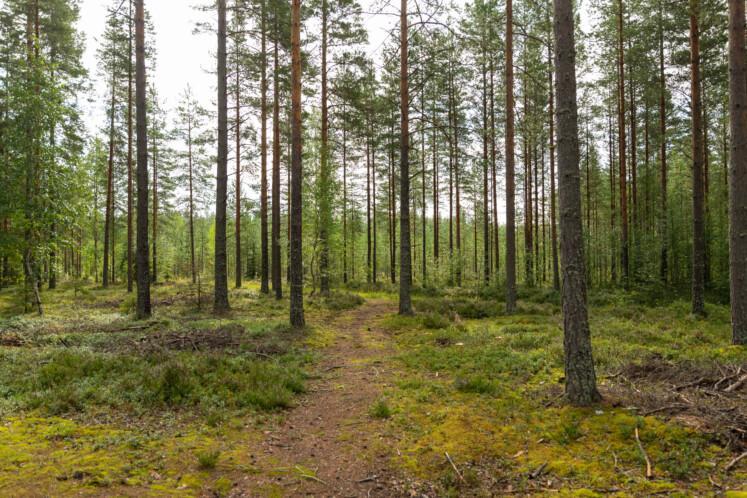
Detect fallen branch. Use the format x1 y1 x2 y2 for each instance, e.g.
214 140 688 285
445 452 465 482
635 428 653 479
723 374 747 393
641 404 687 416
357 475 377 483
725 451 747 472
529 462 548 479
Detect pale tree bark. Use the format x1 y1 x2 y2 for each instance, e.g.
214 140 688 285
135 0 151 319
728 0 747 344
214 0 230 312
289 0 305 327
554 0 600 406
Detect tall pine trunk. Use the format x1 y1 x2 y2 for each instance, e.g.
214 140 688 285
271 13 282 299
398 0 412 314
127 0 134 293
214 0 230 312
728 0 747 344
505 0 517 312
554 0 600 406
135 0 151 319
617 0 629 284
289 0 304 327
319 0 331 294
689 0 706 317
260 0 269 293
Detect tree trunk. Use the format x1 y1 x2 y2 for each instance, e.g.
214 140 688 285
188 112 196 284
151 129 158 283
289 0 305 327
103 55 116 289
505 0 517 312
617 0 629 284
235 32 242 289
659 3 667 283
398 0 412 314
127 0 134 293
482 53 490 285
554 0 601 406
490 56 499 278
272 10 282 299
135 0 151 319
689 0 706 317
728 0 747 344
214 0 230 312
260 0 269 293
319 0 330 294
549 47 560 291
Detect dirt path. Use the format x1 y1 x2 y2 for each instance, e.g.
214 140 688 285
232 298 407 498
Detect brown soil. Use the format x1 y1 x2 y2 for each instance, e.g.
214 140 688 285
230 298 425 498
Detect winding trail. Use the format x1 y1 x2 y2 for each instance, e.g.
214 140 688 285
233 298 405 497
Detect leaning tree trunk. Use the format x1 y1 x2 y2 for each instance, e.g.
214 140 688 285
289 0 305 327
554 0 601 406
689 0 706 317
214 0 230 312
505 0 517 312
728 0 747 344
135 0 151 319
398 0 413 315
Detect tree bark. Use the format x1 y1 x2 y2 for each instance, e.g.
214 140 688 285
549 45 560 291
617 0 629 284
272 9 282 299
135 0 151 319
214 0 230 312
235 27 242 289
260 0 269 293
554 0 601 406
289 0 305 327
188 110 196 284
505 0 517 312
659 0 668 283
398 0 412 314
729 0 747 344
127 0 134 293
319 0 330 294
689 0 706 317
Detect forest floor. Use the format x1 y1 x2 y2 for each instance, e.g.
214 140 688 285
0 280 745 496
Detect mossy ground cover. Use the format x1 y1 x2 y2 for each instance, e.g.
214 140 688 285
371 286 747 496
0 280 361 496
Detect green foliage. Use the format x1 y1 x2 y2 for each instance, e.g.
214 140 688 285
369 399 392 419
196 449 221 470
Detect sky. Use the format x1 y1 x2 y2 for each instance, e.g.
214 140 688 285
78 0 399 131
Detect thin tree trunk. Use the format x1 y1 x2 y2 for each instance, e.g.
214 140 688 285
482 53 490 285
690 0 706 317
617 0 629 283
127 0 134 293
549 46 560 291
151 130 158 283
728 0 747 344
260 0 269 293
490 56 499 278
399 0 412 314
319 0 331 294
505 0 517 312
272 10 282 299
289 0 304 326
135 0 151 318
554 0 601 406
659 2 668 283
214 0 230 312
235 33 242 289
103 54 116 289
188 112 196 284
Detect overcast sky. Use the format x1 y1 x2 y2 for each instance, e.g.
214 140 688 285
78 0 399 132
